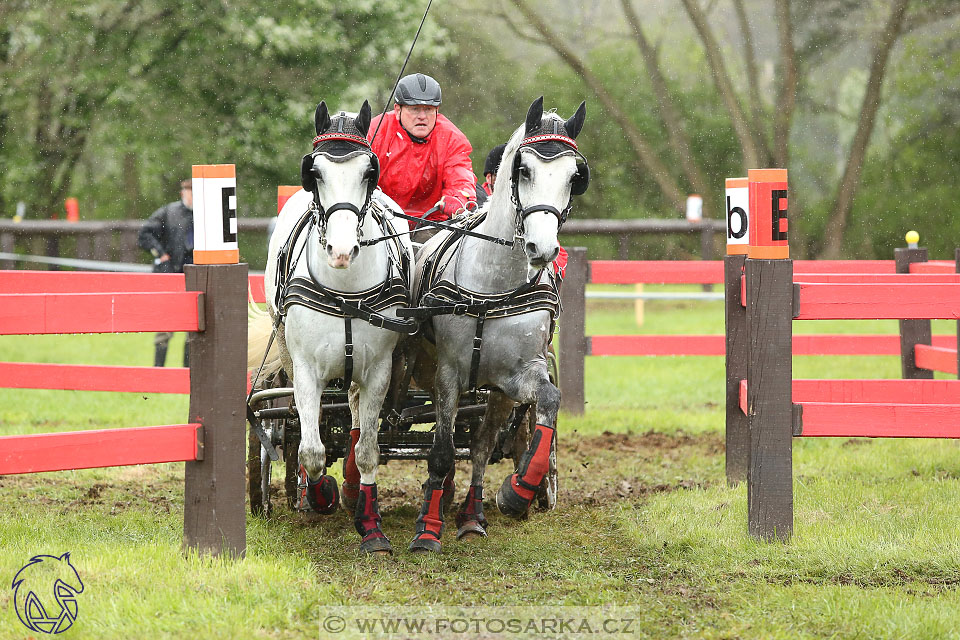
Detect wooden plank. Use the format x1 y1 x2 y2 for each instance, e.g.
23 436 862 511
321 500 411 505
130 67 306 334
746 257 793 541
558 248 588 414
0 423 202 474
910 261 955 274
0 292 201 334
740 378 960 406
914 344 958 375
183 263 248 557
793 260 894 274
0 270 185 293
795 273 960 283
0 362 190 394
798 403 960 438
794 283 960 320
589 260 722 284
249 274 266 303
586 334 955 357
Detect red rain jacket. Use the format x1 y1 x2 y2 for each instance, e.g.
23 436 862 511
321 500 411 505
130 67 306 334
368 112 478 228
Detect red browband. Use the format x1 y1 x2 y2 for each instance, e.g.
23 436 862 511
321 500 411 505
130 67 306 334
312 132 371 149
520 134 578 150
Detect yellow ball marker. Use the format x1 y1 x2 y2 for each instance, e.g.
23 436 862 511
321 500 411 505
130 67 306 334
905 230 920 248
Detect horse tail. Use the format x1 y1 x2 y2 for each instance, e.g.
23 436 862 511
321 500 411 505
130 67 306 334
247 300 284 383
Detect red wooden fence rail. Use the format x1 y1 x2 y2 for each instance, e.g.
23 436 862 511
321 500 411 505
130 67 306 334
0 265 247 557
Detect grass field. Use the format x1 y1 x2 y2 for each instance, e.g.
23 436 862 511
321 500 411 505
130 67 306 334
2 288 960 638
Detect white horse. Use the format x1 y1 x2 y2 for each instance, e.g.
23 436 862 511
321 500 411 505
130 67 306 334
250 101 414 555
407 97 588 552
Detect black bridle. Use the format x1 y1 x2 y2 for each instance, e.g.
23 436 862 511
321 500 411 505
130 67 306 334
510 132 590 238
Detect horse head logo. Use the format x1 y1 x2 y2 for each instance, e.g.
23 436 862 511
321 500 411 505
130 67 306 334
12 552 84 634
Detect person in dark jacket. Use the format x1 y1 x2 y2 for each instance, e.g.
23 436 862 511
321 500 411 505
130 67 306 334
138 179 194 367
480 143 506 197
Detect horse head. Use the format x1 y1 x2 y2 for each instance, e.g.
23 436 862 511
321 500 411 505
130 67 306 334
300 100 379 269
502 96 589 270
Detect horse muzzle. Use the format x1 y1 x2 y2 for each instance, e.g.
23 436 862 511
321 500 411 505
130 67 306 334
326 242 360 269
525 242 560 270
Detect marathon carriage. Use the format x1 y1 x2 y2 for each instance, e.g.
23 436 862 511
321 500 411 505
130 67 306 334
246 96 585 553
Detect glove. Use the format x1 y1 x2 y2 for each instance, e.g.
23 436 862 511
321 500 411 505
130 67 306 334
437 196 476 218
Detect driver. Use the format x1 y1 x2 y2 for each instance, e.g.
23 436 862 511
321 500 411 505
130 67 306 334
367 73 479 243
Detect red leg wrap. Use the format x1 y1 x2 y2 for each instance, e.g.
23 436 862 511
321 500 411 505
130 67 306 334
354 483 387 542
456 485 487 529
414 482 445 542
342 428 361 506
511 424 555 502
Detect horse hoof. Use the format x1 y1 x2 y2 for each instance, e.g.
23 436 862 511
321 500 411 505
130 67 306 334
360 535 393 556
297 473 340 514
408 536 442 553
495 475 530 519
341 482 360 512
456 521 487 541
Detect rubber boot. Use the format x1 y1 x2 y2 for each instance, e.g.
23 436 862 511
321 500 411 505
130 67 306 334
496 424 555 518
409 480 445 552
295 466 340 514
354 483 392 554
456 485 488 539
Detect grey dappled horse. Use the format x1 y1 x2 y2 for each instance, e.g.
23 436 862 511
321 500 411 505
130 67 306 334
408 97 588 552
250 101 414 554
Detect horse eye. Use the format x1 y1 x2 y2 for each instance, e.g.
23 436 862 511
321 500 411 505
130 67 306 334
519 165 531 179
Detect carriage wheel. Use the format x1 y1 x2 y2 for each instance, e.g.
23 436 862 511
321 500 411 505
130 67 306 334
260 445 273 517
248 423 264 516
284 417 301 510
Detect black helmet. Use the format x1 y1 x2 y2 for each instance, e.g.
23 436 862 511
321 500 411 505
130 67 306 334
483 143 507 176
394 73 442 107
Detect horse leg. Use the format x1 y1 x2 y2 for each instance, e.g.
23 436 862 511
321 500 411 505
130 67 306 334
293 363 339 514
409 361 460 553
457 390 513 540
496 375 560 518
353 363 393 555
341 383 361 511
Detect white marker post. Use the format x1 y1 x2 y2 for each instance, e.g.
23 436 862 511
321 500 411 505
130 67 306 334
192 164 239 265
686 194 703 223
725 177 749 256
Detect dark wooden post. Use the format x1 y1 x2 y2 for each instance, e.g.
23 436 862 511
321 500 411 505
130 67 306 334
183 263 248 557
745 169 792 542
895 246 932 379
559 246 588 414
724 253 748 485
724 177 750 485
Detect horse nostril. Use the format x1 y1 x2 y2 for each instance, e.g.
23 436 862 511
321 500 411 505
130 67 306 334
326 243 334 255
350 245 360 260
547 246 560 263
525 242 537 256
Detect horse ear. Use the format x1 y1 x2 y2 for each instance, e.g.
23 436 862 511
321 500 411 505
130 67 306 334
355 100 372 137
315 101 331 135
300 154 316 192
564 101 586 140
525 96 544 136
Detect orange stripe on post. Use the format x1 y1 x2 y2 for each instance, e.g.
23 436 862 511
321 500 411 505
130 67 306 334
278 185 300 214
193 164 236 179
193 248 240 265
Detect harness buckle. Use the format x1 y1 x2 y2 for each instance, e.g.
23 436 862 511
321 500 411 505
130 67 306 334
453 303 469 316
369 314 385 328
473 336 483 351
345 343 354 357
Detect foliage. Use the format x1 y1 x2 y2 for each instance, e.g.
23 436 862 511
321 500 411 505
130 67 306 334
0 0 448 229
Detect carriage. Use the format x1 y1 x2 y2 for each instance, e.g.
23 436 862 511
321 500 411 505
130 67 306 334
245 355 558 517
